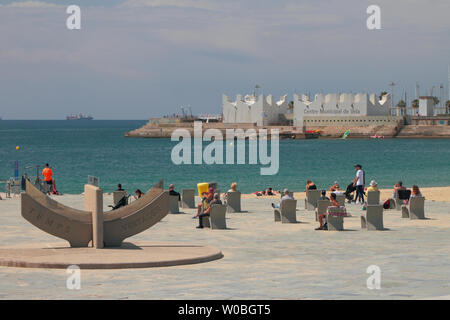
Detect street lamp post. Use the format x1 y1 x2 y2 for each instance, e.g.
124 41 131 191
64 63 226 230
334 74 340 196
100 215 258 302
389 82 396 115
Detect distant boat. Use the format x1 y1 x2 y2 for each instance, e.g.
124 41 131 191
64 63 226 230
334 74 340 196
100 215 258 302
66 114 93 120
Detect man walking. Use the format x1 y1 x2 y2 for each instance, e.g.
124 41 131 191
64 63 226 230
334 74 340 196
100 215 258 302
42 163 53 195
352 164 365 204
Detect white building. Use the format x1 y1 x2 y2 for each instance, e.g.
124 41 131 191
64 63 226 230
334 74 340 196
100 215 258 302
293 93 392 127
222 94 289 126
418 96 435 116
222 92 399 127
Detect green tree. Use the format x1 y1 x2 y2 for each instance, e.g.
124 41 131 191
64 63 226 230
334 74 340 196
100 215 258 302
412 99 419 109
446 100 450 113
396 100 406 108
432 96 439 106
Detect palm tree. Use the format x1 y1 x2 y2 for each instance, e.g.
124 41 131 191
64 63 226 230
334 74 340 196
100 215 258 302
396 100 406 108
412 99 419 109
432 96 439 106
446 100 450 113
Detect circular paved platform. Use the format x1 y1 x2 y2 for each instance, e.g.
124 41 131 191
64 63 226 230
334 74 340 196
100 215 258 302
0 242 223 269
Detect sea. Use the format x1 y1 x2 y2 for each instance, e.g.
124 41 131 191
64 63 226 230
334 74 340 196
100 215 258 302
0 120 449 195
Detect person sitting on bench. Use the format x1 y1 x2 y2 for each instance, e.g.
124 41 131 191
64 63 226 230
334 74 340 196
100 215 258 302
410 185 422 198
315 193 339 231
197 193 222 229
271 189 293 208
168 184 181 201
194 188 214 218
134 189 144 200
367 180 379 192
393 181 406 198
319 190 330 201
305 180 317 196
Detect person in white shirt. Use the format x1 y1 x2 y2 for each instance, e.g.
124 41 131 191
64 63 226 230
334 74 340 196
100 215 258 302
271 189 294 208
352 164 365 204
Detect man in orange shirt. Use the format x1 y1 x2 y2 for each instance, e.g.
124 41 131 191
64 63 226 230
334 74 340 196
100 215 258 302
42 163 53 195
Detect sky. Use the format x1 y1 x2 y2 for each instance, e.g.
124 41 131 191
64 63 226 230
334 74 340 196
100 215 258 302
0 0 449 119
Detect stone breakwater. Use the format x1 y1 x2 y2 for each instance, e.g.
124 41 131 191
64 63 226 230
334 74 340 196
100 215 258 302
125 122 450 139
125 122 318 139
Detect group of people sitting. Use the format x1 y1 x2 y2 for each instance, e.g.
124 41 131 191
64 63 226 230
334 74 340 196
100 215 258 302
193 182 240 229
116 184 145 201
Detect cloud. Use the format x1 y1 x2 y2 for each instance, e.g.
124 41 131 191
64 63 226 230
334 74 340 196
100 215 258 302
2 1 63 8
120 0 217 10
0 0 449 119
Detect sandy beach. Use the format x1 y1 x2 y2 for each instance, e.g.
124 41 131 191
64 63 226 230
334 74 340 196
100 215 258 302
2 186 449 203
243 186 450 202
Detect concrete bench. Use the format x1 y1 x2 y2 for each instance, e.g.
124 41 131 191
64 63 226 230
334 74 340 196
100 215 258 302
367 191 380 205
361 204 384 230
210 204 227 229
401 196 425 219
304 190 321 211
315 199 331 222
168 195 181 214
326 206 346 231
336 194 345 207
274 199 297 223
181 189 195 208
226 191 242 213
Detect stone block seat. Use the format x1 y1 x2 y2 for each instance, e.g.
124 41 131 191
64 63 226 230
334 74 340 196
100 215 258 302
304 190 321 211
361 204 384 230
401 196 426 219
181 189 196 208
169 195 181 214
274 199 297 223
326 206 346 231
366 191 380 205
226 191 242 213
199 204 227 229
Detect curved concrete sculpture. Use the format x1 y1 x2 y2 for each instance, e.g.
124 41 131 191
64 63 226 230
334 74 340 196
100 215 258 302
21 180 92 247
21 179 169 248
103 180 169 246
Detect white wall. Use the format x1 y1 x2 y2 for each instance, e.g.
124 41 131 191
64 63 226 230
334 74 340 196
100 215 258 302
222 93 288 126
293 92 391 126
418 97 434 116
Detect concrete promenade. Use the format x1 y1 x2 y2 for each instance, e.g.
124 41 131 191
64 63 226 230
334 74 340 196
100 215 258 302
0 194 449 299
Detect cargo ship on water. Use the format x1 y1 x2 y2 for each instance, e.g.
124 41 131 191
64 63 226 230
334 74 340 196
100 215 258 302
66 113 93 120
